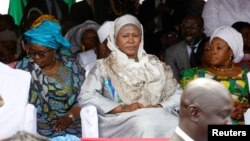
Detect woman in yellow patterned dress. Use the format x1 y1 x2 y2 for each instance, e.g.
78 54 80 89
180 26 249 125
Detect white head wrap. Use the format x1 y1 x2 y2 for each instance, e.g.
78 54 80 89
65 20 99 53
97 21 113 43
210 26 244 63
114 15 142 38
107 14 146 60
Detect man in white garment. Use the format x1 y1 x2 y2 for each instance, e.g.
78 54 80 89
0 62 36 140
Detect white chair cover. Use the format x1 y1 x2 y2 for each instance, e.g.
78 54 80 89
81 105 99 138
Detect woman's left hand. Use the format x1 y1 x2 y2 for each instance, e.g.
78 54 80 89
53 115 72 132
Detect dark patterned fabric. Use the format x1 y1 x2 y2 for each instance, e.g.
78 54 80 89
16 55 85 137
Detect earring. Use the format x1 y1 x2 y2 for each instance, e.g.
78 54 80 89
81 45 85 52
229 55 233 61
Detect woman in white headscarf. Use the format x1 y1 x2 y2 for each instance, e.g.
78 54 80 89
65 20 100 77
78 14 181 137
64 20 100 55
180 26 249 125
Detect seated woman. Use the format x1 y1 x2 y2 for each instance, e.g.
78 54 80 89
180 26 249 125
78 14 181 137
64 20 100 56
65 20 100 77
16 20 84 137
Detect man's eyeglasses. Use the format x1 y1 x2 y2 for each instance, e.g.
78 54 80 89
28 49 53 58
181 23 202 30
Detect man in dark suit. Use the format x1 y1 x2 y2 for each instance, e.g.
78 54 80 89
165 14 205 81
170 78 233 141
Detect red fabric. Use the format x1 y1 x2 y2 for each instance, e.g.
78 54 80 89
81 138 169 141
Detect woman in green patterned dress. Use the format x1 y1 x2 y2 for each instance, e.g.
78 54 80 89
180 26 249 125
16 20 84 137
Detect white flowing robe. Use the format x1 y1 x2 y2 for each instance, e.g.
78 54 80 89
78 59 182 137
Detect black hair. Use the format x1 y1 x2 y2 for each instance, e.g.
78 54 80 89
232 21 250 32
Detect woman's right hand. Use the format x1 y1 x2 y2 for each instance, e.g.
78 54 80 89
109 102 144 114
53 114 72 132
124 102 144 112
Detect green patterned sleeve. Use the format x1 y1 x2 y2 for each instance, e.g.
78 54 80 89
180 68 197 89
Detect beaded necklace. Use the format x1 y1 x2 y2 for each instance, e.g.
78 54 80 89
212 64 235 71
